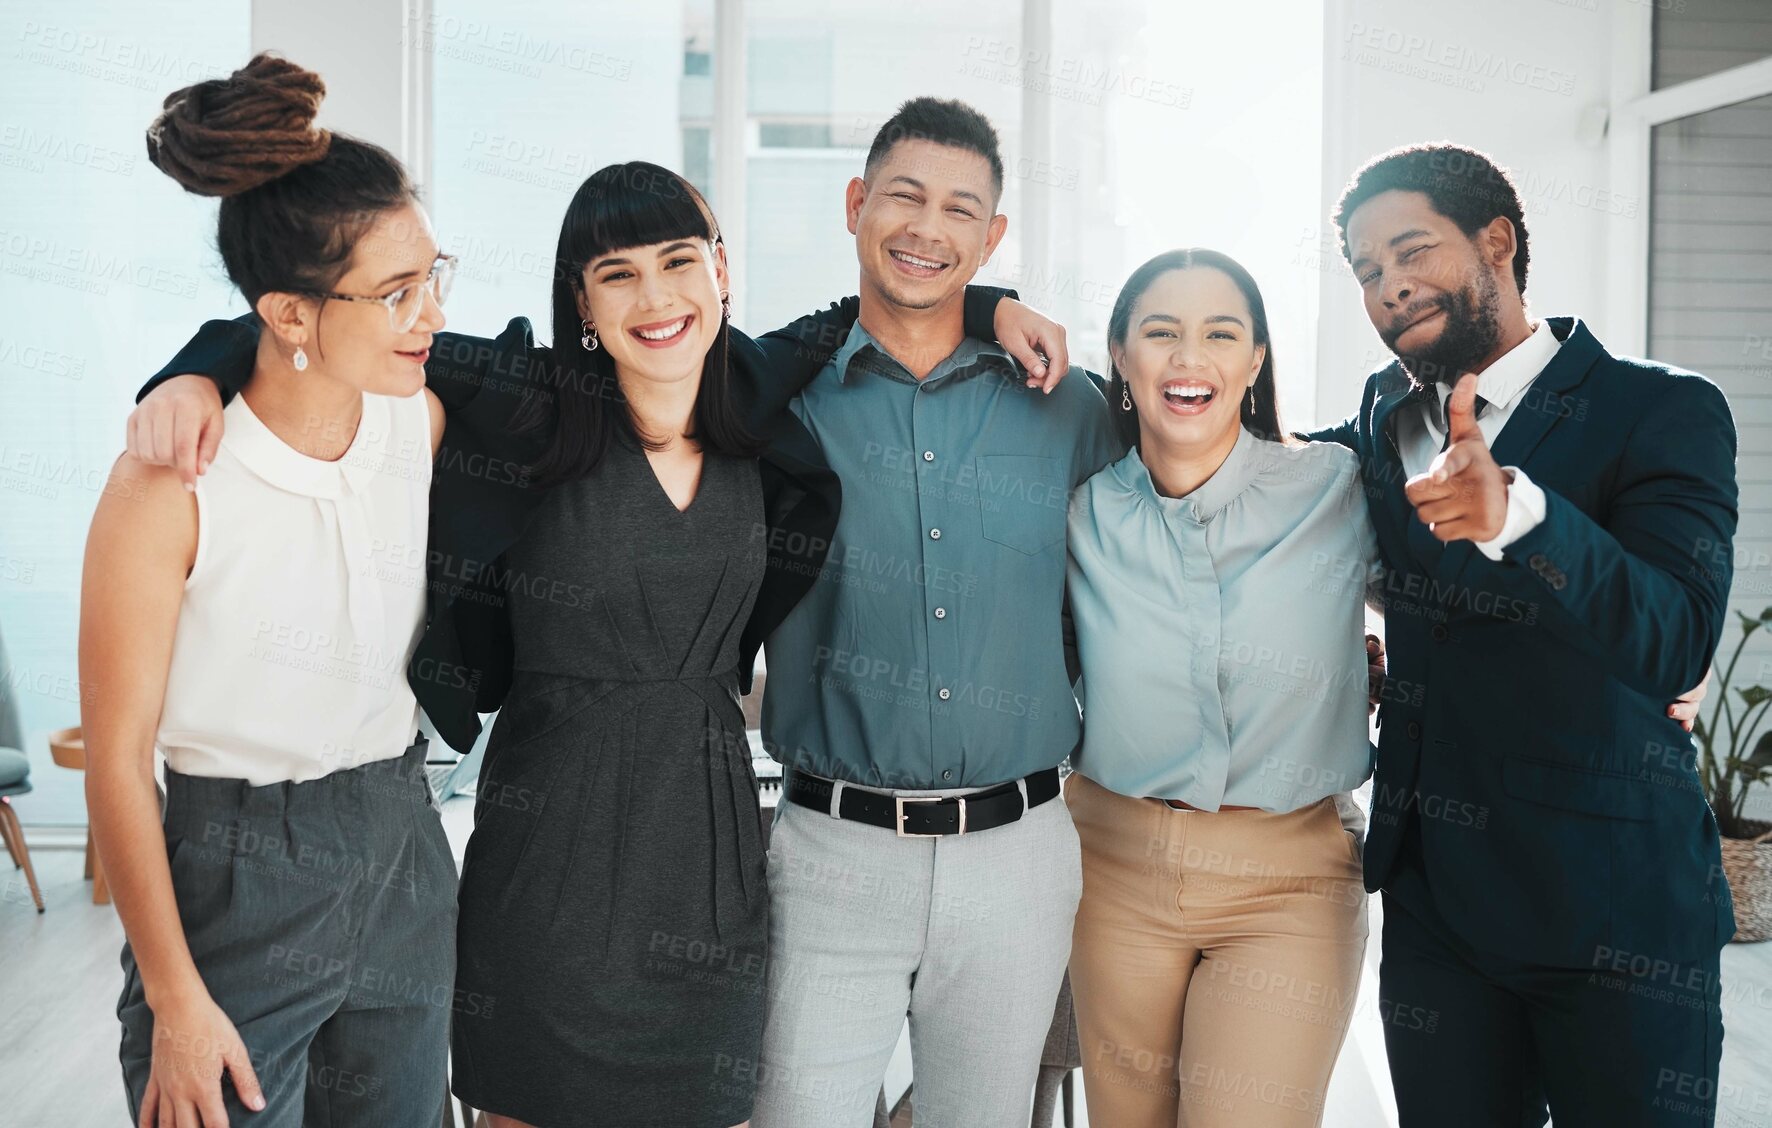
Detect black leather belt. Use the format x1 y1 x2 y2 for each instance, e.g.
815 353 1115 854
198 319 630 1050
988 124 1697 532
785 767 1061 837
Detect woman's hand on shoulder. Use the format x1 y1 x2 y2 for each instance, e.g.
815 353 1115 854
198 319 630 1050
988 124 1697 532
126 375 225 492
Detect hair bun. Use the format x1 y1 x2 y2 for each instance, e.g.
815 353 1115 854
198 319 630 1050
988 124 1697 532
147 53 331 198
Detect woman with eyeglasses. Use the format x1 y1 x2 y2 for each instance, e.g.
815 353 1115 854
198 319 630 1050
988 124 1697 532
81 55 460 1126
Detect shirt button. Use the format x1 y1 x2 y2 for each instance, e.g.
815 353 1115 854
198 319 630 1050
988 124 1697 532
938 687 951 700
930 528 942 540
1431 624 1449 642
923 450 935 462
1406 721 1422 741
934 607 947 619
942 770 953 781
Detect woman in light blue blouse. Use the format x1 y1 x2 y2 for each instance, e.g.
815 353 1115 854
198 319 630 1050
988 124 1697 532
1063 249 1381 1128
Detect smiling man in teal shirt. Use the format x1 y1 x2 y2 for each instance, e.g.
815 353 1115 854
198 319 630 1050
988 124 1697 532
753 99 1119 1128
763 325 1118 790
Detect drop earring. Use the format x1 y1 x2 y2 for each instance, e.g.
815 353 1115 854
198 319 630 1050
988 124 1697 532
581 320 599 351
293 346 308 372
720 291 731 320
1121 382 1132 412
1245 386 1255 415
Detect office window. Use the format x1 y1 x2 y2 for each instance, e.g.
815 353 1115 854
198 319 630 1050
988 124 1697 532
740 0 1028 333
1653 0 1772 89
0 5 248 824
758 122 836 149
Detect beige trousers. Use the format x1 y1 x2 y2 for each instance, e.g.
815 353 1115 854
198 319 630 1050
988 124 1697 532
1064 771 1369 1128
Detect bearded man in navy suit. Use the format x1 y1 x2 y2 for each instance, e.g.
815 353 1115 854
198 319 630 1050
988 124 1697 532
1311 142 1737 1128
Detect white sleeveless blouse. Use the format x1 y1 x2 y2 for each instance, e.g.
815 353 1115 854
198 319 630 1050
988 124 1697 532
155 388 432 785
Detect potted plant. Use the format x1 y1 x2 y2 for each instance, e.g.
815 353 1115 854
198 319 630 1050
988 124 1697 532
1695 608 1772 943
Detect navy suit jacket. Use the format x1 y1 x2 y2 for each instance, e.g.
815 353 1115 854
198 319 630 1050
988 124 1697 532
1308 316 1739 968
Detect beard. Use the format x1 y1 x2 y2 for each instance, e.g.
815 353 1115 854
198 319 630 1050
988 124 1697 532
1381 266 1503 390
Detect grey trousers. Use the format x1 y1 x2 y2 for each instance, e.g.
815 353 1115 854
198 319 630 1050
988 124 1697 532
752 779 1083 1128
118 736 457 1127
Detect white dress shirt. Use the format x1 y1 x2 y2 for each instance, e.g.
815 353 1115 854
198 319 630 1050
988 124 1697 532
1395 318 1559 560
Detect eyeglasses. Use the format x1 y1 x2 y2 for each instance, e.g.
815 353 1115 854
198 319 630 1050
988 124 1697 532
306 254 457 333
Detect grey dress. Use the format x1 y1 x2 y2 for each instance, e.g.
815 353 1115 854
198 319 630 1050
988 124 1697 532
449 431 771 1127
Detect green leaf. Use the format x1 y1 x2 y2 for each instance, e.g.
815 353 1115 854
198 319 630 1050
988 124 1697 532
1748 730 1772 771
1741 610 1764 635
1739 686 1772 708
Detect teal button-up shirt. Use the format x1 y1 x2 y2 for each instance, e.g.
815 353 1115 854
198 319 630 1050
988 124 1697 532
1066 427 1380 811
761 322 1122 789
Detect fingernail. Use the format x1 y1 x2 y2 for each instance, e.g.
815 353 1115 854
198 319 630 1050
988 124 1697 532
183 481 195 493
252 1095 266 1110
198 460 210 474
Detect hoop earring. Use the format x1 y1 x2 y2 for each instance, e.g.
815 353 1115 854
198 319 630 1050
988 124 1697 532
1121 381 1132 412
581 320 599 351
293 346 308 372
720 291 731 320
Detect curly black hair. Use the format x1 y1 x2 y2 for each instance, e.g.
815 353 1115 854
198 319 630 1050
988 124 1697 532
1332 142 1530 295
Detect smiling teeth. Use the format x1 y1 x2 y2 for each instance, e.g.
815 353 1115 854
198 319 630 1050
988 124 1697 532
636 317 689 341
1163 383 1215 399
893 251 945 270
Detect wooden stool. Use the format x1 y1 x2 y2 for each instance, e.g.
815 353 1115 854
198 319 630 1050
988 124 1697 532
48 726 108 905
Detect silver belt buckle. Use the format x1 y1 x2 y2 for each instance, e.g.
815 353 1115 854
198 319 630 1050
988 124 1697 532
896 794 966 837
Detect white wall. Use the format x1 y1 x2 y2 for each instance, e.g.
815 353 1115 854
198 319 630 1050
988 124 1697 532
1312 0 1629 427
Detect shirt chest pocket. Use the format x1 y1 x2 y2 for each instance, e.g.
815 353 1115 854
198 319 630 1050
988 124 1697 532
974 455 1067 555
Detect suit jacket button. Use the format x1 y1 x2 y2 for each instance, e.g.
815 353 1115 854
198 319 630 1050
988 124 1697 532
1406 721 1422 741
1550 574 1568 591
1431 623 1449 642
1527 553 1548 570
